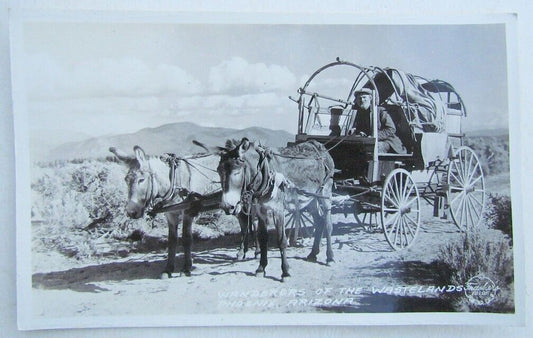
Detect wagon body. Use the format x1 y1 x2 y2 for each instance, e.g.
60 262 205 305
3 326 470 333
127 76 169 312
290 59 485 250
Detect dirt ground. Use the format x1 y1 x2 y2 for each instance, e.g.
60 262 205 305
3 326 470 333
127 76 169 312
31 205 480 319
29 172 513 322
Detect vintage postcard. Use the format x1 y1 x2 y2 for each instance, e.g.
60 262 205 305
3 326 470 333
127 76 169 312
11 9 523 329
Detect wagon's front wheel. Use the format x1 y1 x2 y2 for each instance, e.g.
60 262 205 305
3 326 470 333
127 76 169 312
285 207 315 247
381 169 421 250
446 146 485 231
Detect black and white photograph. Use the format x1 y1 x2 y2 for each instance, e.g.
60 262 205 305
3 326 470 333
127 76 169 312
9 6 525 331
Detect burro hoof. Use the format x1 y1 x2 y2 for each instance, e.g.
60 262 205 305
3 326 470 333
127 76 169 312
306 254 318 263
281 273 291 283
160 272 172 279
180 270 192 277
326 259 335 266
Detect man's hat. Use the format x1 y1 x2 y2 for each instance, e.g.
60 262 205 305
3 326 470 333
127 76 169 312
355 88 373 96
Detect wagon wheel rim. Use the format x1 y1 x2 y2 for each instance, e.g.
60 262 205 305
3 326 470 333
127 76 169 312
447 146 485 231
381 168 421 250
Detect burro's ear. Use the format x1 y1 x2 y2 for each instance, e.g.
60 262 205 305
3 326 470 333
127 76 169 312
109 146 136 166
192 140 226 156
133 145 149 171
238 138 252 158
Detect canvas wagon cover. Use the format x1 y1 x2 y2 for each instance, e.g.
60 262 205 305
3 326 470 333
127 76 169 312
368 68 449 133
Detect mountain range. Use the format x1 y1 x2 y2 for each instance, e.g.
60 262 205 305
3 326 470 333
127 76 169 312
41 122 295 161
34 121 509 162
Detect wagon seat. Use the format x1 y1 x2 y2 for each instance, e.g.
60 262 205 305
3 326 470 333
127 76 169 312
380 102 416 155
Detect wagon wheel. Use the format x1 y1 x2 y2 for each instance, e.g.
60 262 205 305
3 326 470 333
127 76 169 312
446 146 485 231
381 168 421 250
285 207 315 247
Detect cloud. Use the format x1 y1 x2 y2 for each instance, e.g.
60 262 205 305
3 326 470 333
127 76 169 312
208 57 297 94
167 92 292 116
25 53 202 100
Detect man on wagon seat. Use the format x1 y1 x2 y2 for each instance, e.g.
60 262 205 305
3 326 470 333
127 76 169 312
347 88 406 154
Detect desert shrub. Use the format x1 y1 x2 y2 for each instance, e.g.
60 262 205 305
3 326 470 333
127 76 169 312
485 194 512 239
31 159 146 260
464 136 509 176
437 228 514 312
31 159 240 261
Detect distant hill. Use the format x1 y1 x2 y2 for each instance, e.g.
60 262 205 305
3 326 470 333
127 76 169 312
45 122 295 161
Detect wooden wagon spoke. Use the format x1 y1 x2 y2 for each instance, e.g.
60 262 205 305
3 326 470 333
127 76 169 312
383 211 400 227
466 194 481 224
285 213 295 227
468 173 484 187
465 150 474 183
456 156 468 185
403 217 414 246
392 176 402 205
301 212 314 225
399 173 409 202
403 195 419 209
384 215 401 237
466 197 478 227
466 162 481 183
403 215 418 236
400 218 408 248
459 192 468 229
393 217 401 247
469 192 484 208
400 217 412 248
460 151 469 183
448 167 464 186
403 183 415 201
449 190 465 206
384 190 400 208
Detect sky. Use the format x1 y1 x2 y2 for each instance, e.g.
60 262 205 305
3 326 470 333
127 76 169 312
20 22 509 141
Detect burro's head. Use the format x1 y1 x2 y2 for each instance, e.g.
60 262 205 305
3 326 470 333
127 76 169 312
109 146 153 219
193 138 254 216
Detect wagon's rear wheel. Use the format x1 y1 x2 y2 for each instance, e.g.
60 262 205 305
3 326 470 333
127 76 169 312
381 168 421 250
447 146 485 231
285 207 315 247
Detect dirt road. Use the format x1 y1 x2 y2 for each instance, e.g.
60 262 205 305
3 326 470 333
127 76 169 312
32 202 475 321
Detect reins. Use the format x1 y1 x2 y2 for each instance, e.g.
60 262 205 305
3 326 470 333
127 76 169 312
236 146 331 216
145 153 217 215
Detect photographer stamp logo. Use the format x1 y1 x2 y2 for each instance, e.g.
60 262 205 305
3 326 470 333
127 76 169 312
464 275 500 306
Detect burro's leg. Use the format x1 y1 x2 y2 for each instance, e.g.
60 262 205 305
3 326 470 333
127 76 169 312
324 207 334 265
255 215 268 277
306 208 323 263
162 212 181 279
181 212 194 276
252 214 260 258
322 189 334 264
274 210 290 282
236 212 249 260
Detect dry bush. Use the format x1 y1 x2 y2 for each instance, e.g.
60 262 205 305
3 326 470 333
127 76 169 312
437 227 514 312
464 136 509 175
485 194 512 239
31 158 239 261
31 159 143 260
